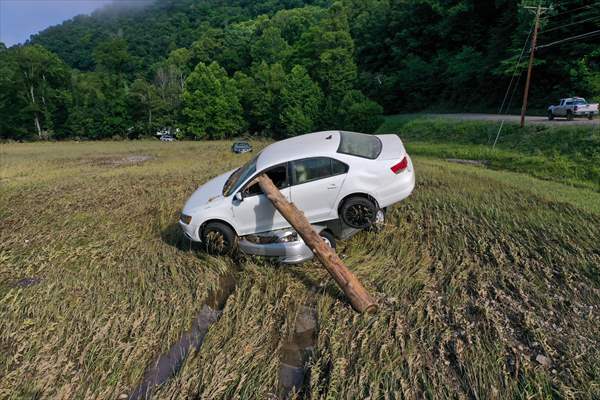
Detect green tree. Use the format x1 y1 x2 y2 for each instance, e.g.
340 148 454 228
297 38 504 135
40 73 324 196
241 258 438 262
219 20 258 72
190 26 224 66
251 25 292 66
152 48 191 128
294 2 359 124
128 78 161 137
337 89 384 133
0 45 71 139
236 62 287 137
280 65 324 137
182 62 245 139
67 71 131 139
93 37 132 76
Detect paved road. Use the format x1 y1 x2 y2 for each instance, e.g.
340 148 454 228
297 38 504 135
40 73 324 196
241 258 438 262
423 113 599 126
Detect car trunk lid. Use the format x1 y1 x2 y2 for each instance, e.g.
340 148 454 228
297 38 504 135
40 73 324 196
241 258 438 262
376 134 407 160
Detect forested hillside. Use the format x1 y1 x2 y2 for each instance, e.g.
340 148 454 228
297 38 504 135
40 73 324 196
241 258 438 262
0 0 598 140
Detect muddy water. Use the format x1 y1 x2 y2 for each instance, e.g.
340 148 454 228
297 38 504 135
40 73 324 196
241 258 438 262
278 305 317 399
128 273 236 400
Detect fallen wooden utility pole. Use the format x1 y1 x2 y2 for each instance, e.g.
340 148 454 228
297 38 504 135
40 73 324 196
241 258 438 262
256 174 378 314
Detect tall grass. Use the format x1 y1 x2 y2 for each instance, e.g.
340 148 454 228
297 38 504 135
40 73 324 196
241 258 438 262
1 141 599 399
377 116 600 191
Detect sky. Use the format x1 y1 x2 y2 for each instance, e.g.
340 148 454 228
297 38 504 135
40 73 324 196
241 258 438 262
0 0 113 46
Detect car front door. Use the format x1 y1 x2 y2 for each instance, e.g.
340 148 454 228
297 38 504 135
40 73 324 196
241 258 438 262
232 163 291 235
556 100 566 116
289 157 348 222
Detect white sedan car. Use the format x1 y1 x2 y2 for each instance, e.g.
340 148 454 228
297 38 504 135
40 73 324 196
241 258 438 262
179 131 415 261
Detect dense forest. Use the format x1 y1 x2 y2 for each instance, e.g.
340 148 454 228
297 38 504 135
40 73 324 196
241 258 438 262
0 0 598 140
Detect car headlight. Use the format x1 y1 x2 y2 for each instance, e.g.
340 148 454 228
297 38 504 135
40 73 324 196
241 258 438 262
180 214 192 225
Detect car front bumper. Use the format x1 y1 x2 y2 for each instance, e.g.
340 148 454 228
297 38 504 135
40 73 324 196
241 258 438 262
239 237 315 264
179 220 201 242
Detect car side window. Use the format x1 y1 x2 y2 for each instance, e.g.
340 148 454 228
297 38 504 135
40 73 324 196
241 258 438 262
332 158 349 175
292 157 348 185
243 164 288 197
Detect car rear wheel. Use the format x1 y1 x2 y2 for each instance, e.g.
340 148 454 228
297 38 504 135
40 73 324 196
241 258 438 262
588 113 594 120
202 222 237 255
340 196 378 229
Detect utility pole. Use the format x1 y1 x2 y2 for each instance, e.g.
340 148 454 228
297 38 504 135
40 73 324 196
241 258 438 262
520 4 549 128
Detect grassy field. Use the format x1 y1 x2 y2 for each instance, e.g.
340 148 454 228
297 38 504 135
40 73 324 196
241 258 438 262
1 140 600 399
377 116 600 191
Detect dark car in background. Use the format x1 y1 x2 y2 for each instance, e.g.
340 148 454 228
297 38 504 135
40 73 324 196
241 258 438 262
160 134 176 142
231 141 253 154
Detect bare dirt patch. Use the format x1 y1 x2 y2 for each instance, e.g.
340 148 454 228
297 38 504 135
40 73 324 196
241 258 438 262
83 155 155 167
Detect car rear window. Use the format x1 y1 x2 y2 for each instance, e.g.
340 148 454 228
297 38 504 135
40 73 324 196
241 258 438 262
337 131 382 159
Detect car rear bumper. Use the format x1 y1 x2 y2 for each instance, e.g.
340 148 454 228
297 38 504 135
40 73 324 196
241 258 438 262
377 156 416 208
574 110 598 116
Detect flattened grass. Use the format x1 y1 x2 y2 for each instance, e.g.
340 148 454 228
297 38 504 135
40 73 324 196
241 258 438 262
1 141 599 399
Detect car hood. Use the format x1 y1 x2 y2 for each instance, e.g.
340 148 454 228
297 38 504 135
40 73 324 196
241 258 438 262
183 170 235 214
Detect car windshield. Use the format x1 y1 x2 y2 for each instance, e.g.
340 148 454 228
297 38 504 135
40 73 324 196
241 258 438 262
337 131 382 159
223 154 259 196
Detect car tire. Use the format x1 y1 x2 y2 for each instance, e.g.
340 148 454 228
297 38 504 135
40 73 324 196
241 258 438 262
319 230 336 250
340 196 378 229
567 111 574 121
201 222 238 255
548 111 554 121
588 113 593 120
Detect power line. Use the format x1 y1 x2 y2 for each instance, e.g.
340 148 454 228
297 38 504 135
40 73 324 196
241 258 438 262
539 15 600 34
552 0 593 8
536 29 600 49
490 19 536 145
546 2 598 18
497 21 535 116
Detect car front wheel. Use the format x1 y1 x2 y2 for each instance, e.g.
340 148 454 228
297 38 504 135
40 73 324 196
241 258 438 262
548 111 554 121
319 230 336 250
201 222 238 255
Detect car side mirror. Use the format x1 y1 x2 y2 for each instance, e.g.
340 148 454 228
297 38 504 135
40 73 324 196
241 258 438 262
234 192 244 202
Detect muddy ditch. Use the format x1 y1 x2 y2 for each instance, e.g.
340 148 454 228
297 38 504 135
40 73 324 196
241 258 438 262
278 303 318 399
11 277 42 288
127 273 236 400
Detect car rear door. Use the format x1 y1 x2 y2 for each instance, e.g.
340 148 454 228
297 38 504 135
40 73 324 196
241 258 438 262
233 163 291 235
289 157 348 222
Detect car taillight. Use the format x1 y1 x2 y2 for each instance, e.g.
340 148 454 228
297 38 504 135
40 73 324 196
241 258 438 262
391 157 408 174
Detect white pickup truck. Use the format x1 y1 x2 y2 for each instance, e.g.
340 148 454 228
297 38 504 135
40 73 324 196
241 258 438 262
548 97 598 121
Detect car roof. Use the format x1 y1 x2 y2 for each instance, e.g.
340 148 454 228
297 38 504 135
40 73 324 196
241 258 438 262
257 131 341 170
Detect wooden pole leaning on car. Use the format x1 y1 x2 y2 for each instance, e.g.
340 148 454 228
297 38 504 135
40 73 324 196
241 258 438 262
255 174 378 314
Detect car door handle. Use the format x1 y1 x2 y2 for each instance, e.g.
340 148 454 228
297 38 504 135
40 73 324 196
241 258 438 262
327 184 337 189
